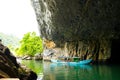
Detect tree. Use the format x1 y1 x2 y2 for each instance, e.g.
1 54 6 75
15 32 43 56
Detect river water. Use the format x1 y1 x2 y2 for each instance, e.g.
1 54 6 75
20 60 120 80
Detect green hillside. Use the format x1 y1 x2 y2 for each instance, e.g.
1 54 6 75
0 32 20 51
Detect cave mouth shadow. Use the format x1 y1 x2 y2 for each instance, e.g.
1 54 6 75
108 39 120 64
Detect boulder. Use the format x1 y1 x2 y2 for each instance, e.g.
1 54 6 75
34 53 43 60
0 42 37 80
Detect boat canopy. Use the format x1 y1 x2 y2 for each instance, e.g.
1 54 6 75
58 56 81 62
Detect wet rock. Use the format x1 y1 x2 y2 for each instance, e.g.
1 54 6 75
19 71 37 80
22 55 33 60
0 42 37 80
34 53 43 60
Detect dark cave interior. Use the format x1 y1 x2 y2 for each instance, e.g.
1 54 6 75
110 39 120 64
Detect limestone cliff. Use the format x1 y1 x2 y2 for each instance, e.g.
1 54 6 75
31 0 120 62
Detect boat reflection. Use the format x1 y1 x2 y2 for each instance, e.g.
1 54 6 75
50 62 92 70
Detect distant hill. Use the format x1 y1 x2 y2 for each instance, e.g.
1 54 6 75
0 32 20 49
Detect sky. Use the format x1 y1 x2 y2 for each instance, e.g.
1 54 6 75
0 0 39 38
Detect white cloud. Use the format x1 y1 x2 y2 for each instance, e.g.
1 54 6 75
0 0 39 38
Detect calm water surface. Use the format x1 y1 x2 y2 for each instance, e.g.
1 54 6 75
21 60 120 80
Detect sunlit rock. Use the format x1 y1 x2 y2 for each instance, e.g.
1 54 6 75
0 42 37 79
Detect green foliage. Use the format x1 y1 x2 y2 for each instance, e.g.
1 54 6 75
15 32 43 56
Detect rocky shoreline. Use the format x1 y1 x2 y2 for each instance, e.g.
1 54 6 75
0 41 37 80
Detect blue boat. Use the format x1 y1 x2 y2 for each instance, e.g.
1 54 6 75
51 59 92 65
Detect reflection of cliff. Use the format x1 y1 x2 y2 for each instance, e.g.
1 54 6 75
43 62 116 80
31 0 120 62
92 65 112 80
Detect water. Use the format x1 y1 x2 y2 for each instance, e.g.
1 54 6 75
21 60 120 80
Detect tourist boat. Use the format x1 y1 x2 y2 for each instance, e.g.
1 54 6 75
51 59 92 65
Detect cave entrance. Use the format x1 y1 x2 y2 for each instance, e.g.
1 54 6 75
110 39 120 64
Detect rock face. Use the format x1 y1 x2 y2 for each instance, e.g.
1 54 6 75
31 0 120 62
0 42 37 79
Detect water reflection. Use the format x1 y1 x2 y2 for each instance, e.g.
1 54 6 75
50 63 92 70
43 62 120 80
21 60 43 80
43 62 93 80
21 60 120 80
